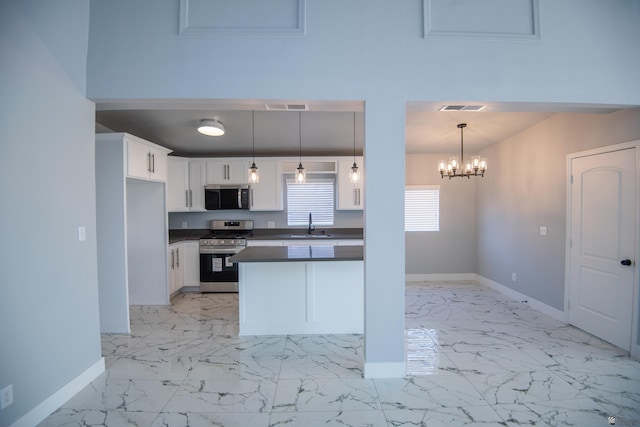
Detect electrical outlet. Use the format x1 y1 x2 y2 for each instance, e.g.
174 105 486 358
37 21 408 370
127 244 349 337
1 384 13 410
539 226 547 236
512 272 517 282
182 221 188 229
267 221 275 229
78 226 86 241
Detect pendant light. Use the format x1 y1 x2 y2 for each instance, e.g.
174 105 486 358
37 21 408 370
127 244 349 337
295 111 306 183
350 112 360 184
248 111 259 183
438 123 487 179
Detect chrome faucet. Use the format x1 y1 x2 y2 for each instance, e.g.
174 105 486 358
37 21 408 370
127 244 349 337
308 212 315 235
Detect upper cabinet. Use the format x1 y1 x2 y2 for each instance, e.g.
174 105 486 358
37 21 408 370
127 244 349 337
206 159 249 185
336 157 364 210
250 159 283 211
167 157 206 212
126 135 171 182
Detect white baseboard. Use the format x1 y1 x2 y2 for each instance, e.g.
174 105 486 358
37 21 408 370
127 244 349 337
406 273 477 282
475 275 567 323
364 361 406 378
12 357 105 427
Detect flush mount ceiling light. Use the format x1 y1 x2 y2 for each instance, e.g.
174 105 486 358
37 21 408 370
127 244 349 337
438 123 487 179
197 119 225 136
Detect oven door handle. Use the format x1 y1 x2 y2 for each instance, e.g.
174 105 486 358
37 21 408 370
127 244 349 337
200 248 244 255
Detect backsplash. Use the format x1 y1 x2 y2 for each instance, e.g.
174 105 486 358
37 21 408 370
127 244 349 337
168 210 363 229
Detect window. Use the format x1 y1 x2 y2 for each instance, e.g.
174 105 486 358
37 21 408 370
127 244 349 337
405 185 439 231
287 179 335 226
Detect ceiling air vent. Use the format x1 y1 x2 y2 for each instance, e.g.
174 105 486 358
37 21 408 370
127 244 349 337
265 104 310 111
440 105 486 112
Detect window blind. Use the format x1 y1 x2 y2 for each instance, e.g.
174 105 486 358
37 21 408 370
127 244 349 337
287 180 335 226
405 185 440 231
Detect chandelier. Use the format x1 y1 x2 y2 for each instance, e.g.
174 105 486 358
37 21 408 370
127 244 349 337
438 123 487 179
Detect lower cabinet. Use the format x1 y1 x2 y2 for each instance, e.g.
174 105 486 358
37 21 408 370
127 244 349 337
168 240 200 295
168 243 184 295
182 241 200 287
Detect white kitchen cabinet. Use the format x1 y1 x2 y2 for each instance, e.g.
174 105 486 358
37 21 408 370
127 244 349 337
167 158 206 212
182 241 200 287
189 160 206 211
206 159 249 184
167 157 190 211
168 243 185 295
250 159 283 211
126 135 170 182
336 157 364 210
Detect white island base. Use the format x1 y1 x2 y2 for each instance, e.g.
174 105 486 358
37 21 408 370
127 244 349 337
238 260 363 336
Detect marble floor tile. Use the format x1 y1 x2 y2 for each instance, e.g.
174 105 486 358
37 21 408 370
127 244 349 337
105 355 197 381
494 398 613 427
60 377 181 413
150 411 271 427
465 370 582 405
269 410 388 427
272 378 380 412
383 406 508 427
42 281 639 426
375 376 487 410
40 408 159 427
279 335 364 379
162 379 277 413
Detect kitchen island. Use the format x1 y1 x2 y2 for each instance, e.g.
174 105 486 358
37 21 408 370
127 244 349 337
229 245 363 336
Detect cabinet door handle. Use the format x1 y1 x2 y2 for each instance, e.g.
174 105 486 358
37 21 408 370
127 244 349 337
250 188 254 208
357 188 361 206
185 190 189 208
176 248 180 267
151 153 155 173
147 152 152 172
189 189 193 207
171 249 175 269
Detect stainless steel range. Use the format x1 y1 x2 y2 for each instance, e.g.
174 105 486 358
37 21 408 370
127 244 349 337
199 220 253 292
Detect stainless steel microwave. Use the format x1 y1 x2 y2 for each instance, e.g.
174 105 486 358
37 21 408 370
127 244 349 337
204 185 250 210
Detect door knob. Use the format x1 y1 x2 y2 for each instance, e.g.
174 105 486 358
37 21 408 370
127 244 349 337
620 259 632 266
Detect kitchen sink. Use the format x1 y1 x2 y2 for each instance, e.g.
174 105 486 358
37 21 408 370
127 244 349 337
288 233 333 238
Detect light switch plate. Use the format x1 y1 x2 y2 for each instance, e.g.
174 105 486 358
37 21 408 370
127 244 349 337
539 226 547 236
78 226 86 241
267 221 276 229
1 384 13 410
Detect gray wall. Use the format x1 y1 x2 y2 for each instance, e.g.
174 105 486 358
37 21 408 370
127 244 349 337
0 2 102 426
477 110 640 310
86 0 640 375
405 154 476 275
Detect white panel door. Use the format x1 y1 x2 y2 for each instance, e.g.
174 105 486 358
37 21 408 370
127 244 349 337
569 148 636 350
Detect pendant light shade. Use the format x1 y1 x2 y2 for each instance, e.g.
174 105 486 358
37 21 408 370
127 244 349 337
248 111 259 183
295 112 306 183
350 112 360 184
438 123 487 179
197 119 225 136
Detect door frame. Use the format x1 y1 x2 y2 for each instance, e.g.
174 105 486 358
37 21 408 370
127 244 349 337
565 140 640 358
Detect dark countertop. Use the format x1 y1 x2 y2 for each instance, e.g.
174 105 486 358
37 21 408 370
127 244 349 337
168 229 209 244
169 227 363 244
229 245 363 263
249 228 363 240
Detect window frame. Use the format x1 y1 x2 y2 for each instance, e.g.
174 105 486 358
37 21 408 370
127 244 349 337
286 178 336 227
404 185 440 232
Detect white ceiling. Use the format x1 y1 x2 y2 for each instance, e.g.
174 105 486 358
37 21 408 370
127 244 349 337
95 99 628 157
